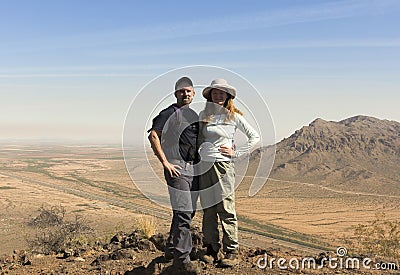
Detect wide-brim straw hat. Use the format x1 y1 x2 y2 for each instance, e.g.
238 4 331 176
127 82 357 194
202 78 236 99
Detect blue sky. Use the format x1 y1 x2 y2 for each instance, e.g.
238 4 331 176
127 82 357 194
0 0 399 143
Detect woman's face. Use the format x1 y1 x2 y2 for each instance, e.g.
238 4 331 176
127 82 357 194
210 89 228 106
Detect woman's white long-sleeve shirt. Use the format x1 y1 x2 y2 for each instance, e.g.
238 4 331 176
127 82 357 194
198 111 260 162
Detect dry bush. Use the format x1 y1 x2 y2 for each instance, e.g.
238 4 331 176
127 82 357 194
135 215 157 239
27 205 94 254
28 205 65 228
348 212 400 262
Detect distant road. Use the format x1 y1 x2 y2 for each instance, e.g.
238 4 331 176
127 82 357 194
0 171 171 220
241 175 400 199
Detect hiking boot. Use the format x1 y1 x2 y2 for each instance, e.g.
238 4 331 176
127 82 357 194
172 260 200 274
200 244 221 264
164 251 173 262
220 251 239 267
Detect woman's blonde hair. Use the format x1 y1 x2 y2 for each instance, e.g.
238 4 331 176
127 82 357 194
202 91 243 124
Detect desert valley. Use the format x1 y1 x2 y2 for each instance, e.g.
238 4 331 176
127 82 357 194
0 115 399 274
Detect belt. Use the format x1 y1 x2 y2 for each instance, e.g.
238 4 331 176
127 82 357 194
169 159 195 173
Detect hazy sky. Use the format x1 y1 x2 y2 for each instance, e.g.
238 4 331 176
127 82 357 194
1 0 399 144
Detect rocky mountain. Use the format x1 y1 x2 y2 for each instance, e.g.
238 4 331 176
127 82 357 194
254 115 400 196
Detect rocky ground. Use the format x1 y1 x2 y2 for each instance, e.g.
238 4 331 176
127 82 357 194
1 226 397 274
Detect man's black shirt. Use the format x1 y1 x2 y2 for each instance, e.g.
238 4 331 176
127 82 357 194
150 104 199 162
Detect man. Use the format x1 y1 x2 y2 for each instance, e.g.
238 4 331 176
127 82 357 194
148 77 200 274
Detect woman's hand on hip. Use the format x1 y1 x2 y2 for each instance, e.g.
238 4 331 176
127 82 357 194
219 145 235 158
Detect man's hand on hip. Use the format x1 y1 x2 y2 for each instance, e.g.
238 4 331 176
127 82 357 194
163 160 182 177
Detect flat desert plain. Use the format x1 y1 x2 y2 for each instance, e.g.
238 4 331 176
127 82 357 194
0 144 399 255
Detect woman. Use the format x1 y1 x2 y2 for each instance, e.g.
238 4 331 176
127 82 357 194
198 78 260 267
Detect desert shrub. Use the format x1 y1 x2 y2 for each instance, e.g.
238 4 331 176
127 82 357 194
348 212 400 262
27 205 94 254
135 215 156 239
28 205 65 228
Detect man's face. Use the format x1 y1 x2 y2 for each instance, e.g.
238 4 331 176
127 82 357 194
175 86 195 106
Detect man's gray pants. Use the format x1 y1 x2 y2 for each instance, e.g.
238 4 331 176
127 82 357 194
164 162 198 264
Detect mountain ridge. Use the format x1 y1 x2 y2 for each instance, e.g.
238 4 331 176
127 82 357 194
247 115 400 196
